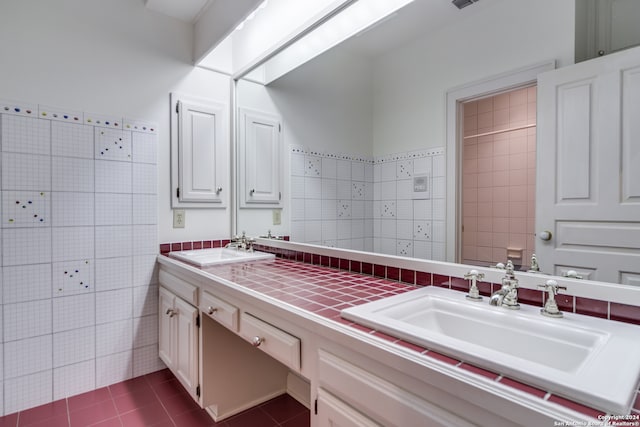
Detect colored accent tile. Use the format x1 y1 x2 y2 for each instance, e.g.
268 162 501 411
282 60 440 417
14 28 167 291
548 395 606 419
170 243 181 252
339 258 350 271
425 350 459 365
303 252 312 264
450 276 468 292
416 271 432 286
320 256 330 267
203 240 212 249
192 241 202 249
610 302 640 326
361 262 373 275
554 293 574 312
386 266 400 281
433 274 450 288
576 297 608 319
350 260 361 273
312 254 321 265
330 257 340 269
499 377 547 399
477 280 492 296
181 241 192 250
459 363 499 380
395 340 427 353
400 269 415 284
372 330 398 342
373 264 386 278
518 288 544 307
159 243 170 254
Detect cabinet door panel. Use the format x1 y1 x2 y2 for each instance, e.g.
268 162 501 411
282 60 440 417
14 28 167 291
174 296 199 400
317 388 381 427
239 108 282 207
170 93 228 208
158 287 175 368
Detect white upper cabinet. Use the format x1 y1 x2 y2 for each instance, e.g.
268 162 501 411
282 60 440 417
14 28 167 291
171 93 228 208
576 0 640 62
238 108 283 208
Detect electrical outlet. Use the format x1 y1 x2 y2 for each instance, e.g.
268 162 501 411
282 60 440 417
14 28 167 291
173 209 186 228
272 209 281 225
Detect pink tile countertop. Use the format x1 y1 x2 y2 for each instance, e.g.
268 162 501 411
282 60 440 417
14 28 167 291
174 256 640 421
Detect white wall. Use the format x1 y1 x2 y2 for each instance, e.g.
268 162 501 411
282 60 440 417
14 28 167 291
267 48 374 156
372 0 575 155
0 0 232 245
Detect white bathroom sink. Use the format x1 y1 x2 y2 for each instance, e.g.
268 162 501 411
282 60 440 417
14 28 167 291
169 247 275 267
341 286 640 414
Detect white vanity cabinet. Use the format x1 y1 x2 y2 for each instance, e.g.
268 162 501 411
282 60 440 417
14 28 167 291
316 388 381 427
158 285 200 402
316 350 476 427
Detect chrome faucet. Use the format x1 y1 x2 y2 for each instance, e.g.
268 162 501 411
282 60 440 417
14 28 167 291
489 260 520 309
226 231 255 252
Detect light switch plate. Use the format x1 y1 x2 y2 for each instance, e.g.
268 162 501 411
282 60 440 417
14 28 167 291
272 209 282 225
173 209 185 228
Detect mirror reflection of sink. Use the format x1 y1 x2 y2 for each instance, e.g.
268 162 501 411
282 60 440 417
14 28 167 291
168 247 275 267
341 286 640 414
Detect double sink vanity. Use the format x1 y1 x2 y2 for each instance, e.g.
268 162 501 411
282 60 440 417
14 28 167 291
157 240 640 426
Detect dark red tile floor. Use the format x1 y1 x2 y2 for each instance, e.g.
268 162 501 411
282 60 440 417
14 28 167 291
0 369 310 427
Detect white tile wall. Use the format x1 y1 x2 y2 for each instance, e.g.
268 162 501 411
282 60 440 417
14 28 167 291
290 146 445 260
0 103 160 415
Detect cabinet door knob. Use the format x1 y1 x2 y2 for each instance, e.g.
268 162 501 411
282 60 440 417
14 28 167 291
251 336 264 347
249 189 255 196
166 308 176 318
216 187 222 195
207 306 217 315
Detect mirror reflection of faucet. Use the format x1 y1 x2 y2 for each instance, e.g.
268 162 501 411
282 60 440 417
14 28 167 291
489 260 520 309
226 231 255 252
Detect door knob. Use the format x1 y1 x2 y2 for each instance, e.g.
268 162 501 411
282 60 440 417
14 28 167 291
538 230 552 241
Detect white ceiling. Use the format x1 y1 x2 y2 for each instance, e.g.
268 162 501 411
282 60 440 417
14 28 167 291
144 0 213 23
341 0 496 58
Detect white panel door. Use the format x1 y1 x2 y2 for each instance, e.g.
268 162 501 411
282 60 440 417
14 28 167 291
239 108 282 207
537 46 640 283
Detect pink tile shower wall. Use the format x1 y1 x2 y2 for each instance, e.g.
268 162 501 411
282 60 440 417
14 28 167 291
0 100 161 415
462 87 537 268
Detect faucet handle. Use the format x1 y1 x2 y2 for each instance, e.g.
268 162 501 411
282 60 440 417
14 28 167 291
537 279 567 294
463 269 484 280
538 279 567 318
464 269 484 301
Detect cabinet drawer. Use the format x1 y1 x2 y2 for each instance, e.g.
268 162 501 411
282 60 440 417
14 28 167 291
240 313 300 371
159 270 198 306
201 291 238 332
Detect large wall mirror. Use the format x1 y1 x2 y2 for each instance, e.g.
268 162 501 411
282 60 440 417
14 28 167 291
233 0 640 288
